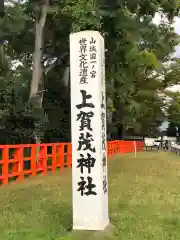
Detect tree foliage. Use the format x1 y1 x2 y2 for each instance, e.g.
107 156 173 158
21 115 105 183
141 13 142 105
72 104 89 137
0 0 180 143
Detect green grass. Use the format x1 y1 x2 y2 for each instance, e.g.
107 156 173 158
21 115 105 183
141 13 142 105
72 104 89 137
1 152 180 239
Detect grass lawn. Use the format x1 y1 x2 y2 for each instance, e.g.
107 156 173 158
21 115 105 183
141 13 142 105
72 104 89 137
1 152 180 239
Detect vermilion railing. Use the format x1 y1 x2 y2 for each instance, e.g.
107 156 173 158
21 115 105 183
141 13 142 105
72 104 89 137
0 140 144 186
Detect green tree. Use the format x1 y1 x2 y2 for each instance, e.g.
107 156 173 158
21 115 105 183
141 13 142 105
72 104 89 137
167 92 180 126
0 2 33 144
166 92 180 140
0 0 180 143
102 1 179 138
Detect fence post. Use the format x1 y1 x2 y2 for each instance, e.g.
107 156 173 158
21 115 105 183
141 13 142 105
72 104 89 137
38 146 47 175
134 141 137 157
52 144 57 172
112 141 115 155
57 144 65 171
31 145 37 177
67 143 72 168
17 146 24 181
2 146 9 185
20 146 24 180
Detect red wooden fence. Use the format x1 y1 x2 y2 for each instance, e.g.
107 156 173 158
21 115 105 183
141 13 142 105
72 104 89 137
0 140 144 186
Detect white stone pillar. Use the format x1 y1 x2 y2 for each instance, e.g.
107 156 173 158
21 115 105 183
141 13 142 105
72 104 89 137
70 31 109 230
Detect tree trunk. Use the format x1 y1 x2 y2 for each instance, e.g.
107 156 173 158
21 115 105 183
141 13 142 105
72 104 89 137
62 66 70 87
29 0 49 145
